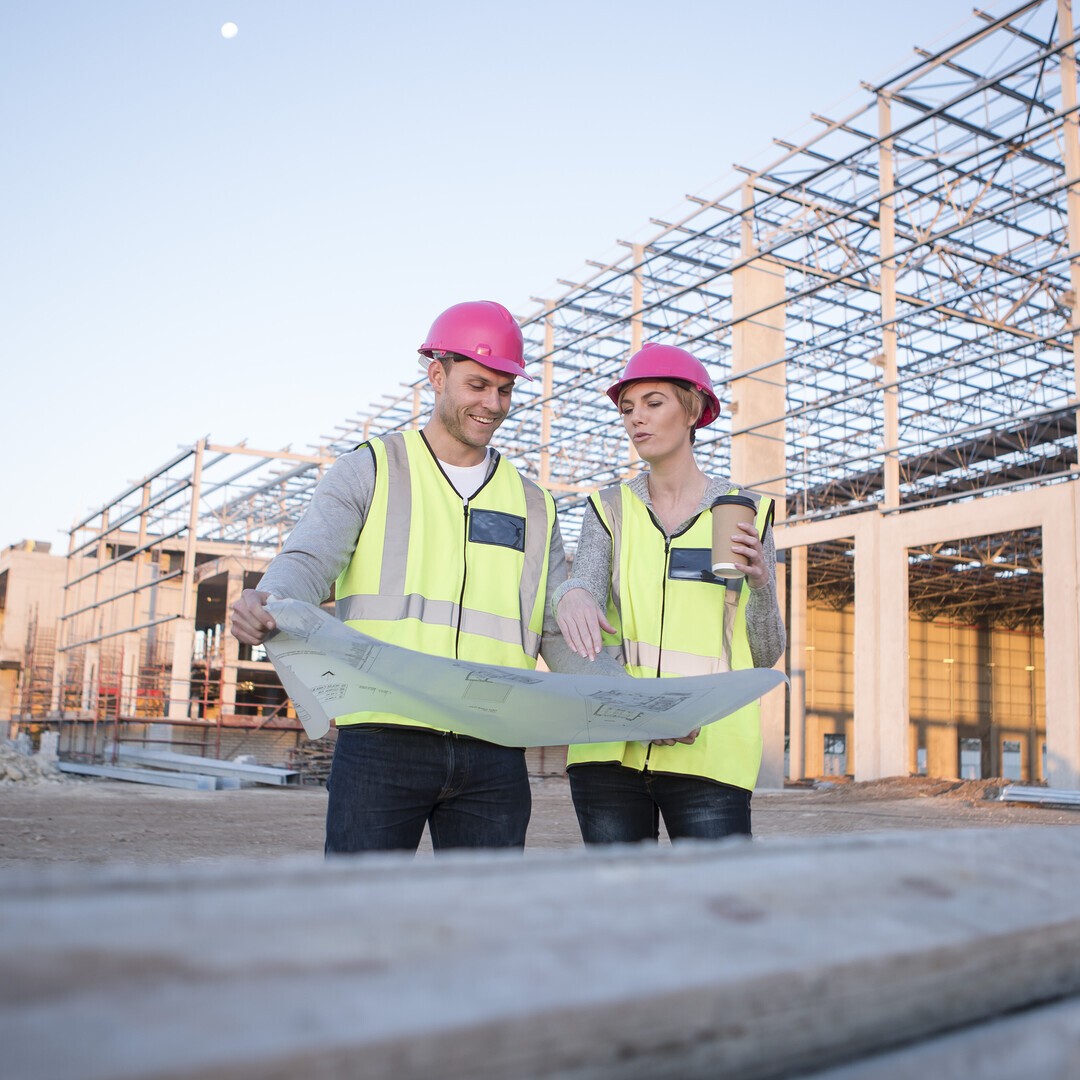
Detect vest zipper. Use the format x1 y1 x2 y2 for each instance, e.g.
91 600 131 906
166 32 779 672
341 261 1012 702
453 460 499 661
416 433 500 662
646 508 699 679
657 534 671 678
642 506 704 771
643 533 673 772
455 495 469 659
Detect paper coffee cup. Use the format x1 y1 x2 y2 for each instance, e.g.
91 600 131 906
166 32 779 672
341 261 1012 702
711 495 757 577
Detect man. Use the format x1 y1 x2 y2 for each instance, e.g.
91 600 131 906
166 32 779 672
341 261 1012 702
231 300 610 854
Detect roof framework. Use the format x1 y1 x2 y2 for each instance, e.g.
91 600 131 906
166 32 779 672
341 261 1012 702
67 0 1079 636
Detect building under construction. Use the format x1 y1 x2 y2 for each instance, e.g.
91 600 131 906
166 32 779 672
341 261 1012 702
3 0 1079 789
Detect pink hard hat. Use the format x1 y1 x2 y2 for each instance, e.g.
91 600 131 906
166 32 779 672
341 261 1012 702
418 300 531 381
606 343 722 427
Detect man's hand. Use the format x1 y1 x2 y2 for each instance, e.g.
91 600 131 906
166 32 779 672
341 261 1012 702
230 589 277 645
556 587 616 661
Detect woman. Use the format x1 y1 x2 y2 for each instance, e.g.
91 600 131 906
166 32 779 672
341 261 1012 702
554 342 786 843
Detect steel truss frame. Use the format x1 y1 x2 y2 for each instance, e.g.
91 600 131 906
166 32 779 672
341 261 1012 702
68 0 1080 636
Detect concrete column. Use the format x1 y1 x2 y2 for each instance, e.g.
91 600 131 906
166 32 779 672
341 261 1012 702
1042 483 1080 789
732 194 788 787
166 621 194 724
1055 2 1080 787
120 638 139 716
788 545 808 781
219 568 243 721
49 653 65 717
877 92 901 509
81 643 99 716
1057 0 1080 449
853 515 909 780
729 257 787 496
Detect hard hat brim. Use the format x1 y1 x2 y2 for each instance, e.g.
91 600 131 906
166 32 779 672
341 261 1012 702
606 375 720 427
419 347 533 381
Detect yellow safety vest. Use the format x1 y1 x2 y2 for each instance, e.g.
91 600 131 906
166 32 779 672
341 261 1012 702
567 483 774 790
334 430 555 731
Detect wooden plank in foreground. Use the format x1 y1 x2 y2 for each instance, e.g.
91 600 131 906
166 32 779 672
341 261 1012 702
1 827 1079 1080
803 995 1080 1079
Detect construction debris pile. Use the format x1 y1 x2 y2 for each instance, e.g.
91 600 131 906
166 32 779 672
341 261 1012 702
288 736 336 786
1 737 66 785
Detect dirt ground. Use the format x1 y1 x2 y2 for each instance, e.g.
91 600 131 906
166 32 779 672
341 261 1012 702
0 773 1077 865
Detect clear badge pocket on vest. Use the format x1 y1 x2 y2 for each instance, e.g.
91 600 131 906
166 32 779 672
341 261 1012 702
469 509 526 552
668 547 734 586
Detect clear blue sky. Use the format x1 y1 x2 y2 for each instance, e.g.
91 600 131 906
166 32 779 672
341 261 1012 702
1 0 1020 548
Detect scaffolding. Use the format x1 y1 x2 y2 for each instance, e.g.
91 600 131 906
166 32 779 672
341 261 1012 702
21 608 55 720
53 442 332 760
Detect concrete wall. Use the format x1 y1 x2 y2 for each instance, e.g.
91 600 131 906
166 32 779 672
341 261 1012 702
803 605 856 779
211 729 302 764
800 602 1045 782
0 545 68 724
910 620 1045 781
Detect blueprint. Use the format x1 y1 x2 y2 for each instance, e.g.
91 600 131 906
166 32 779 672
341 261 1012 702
264 599 787 745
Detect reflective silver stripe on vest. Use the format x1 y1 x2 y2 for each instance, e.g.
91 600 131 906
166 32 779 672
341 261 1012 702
598 486 624 612
463 606 541 657
518 479 550 651
623 639 727 677
336 593 542 657
378 433 412 595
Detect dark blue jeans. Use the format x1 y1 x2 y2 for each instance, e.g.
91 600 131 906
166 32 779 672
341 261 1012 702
325 725 531 855
568 763 752 845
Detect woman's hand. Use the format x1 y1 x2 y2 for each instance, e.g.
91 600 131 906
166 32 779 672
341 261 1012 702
556 587 615 661
730 521 768 589
652 727 701 747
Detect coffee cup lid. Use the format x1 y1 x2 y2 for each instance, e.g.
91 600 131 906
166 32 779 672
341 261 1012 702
710 494 757 511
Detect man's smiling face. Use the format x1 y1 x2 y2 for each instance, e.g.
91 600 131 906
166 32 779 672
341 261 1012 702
432 358 515 457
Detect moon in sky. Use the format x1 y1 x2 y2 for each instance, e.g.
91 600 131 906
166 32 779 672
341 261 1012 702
221 22 238 39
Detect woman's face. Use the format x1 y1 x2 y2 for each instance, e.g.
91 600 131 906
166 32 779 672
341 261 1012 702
618 380 695 462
